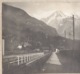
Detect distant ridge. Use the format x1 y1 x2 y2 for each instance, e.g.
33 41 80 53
42 11 80 40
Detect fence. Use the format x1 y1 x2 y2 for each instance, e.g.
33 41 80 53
3 52 45 66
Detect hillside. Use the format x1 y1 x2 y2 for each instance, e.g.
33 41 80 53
2 3 58 54
2 3 58 38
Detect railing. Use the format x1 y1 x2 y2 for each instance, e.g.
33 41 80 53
3 52 45 66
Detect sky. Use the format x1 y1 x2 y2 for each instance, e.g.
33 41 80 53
4 0 80 20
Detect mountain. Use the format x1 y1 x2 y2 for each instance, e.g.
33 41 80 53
42 11 66 30
2 3 58 38
2 3 58 54
58 16 80 40
42 11 80 40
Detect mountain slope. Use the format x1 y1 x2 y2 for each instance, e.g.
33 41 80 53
58 16 80 40
2 3 58 38
42 11 80 40
2 3 58 53
42 11 66 30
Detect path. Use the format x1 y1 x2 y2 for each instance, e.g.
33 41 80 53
33 51 80 73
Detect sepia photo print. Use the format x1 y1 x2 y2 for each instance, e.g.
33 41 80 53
2 0 80 74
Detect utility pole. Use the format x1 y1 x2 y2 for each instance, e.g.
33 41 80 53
72 15 75 57
73 15 75 41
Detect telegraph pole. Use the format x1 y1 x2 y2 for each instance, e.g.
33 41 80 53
73 15 75 41
72 15 75 57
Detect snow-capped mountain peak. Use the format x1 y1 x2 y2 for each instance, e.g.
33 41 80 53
46 11 66 24
41 11 80 40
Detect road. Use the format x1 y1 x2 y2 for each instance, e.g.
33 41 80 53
33 51 80 73
3 51 80 74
